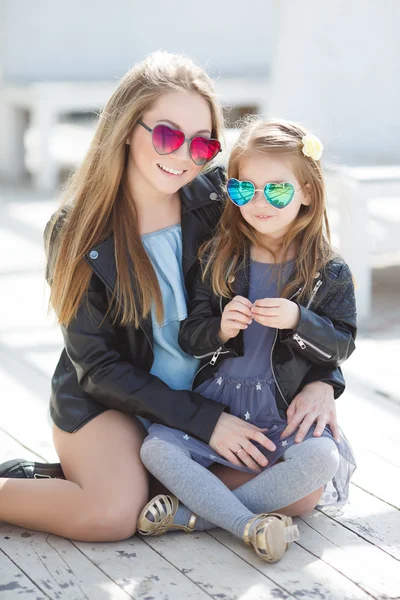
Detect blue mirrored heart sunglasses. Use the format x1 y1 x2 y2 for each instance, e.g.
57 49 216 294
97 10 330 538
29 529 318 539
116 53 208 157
227 178 302 209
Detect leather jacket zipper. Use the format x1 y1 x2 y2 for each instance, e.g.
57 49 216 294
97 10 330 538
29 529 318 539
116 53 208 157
291 279 330 358
292 333 332 359
305 280 323 309
193 346 230 362
270 286 302 407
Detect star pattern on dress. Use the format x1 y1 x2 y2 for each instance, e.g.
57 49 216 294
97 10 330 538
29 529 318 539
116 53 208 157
256 382 262 391
183 434 190 441
236 383 242 389
244 411 251 421
216 376 223 386
209 455 217 460
281 440 288 447
152 436 159 440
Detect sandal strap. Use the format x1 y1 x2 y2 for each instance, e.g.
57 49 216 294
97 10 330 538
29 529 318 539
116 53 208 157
243 513 271 546
137 494 179 536
173 512 197 533
137 495 198 536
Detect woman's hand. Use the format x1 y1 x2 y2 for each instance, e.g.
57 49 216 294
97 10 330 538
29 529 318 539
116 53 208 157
209 412 276 472
280 381 340 442
251 298 300 330
219 295 253 344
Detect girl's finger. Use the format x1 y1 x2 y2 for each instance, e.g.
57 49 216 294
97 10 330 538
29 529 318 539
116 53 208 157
226 310 252 323
225 315 251 327
228 305 252 318
252 307 279 317
253 298 280 308
232 296 253 310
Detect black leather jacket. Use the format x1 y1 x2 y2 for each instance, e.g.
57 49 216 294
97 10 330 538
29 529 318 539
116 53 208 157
179 254 357 412
47 166 355 442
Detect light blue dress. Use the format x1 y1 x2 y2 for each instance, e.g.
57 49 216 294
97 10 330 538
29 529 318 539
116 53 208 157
137 224 200 431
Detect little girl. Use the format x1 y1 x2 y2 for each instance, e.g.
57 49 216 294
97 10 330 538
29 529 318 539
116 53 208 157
137 119 357 563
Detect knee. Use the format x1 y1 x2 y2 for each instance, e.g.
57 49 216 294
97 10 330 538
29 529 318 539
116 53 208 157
75 499 142 542
140 437 190 467
302 437 340 485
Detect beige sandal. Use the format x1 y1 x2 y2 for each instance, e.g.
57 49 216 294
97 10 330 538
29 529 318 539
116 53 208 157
243 512 300 562
137 494 197 536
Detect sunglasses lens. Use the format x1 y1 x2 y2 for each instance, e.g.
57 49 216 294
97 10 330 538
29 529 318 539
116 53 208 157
264 183 295 208
227 179 255 206
152 124 185 155
190 137 221 166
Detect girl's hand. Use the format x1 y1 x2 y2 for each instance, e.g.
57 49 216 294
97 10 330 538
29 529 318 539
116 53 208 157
251 297 300 330
219 295 253 343
280 381 340 443
210 412 277 472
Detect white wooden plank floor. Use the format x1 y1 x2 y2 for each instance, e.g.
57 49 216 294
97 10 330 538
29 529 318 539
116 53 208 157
1 184 400 600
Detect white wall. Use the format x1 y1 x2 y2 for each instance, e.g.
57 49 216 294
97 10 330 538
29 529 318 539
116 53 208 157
268 0 400 165
0 0 277 82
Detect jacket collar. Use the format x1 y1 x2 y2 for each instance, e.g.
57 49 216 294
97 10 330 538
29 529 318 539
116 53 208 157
84 169 224 298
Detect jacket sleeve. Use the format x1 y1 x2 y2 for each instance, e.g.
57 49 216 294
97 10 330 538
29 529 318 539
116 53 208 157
300 366 346 399
280 262 357 367
178 267 224 357
60 274 226 443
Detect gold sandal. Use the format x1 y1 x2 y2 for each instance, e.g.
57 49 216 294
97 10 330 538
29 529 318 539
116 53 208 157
137 494 197 536
243 512 300 562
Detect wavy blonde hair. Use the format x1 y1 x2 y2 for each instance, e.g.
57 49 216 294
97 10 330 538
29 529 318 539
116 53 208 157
201 118 336 303
45 51 224 328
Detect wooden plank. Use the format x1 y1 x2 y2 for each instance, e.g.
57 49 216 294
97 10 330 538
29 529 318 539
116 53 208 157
321 484 400 561
0 525 132 600
210 528 374 600
76 534 214 600
141 531 294 600
0 357 58 463
0 549 47 599
335 384 400 508
0 429 44 464
299 510 400 600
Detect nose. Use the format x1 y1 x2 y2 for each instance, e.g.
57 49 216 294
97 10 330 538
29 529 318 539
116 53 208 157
172 141 191 163
252 189 267 206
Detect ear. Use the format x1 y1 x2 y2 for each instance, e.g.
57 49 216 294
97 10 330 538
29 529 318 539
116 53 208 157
301 183 312 206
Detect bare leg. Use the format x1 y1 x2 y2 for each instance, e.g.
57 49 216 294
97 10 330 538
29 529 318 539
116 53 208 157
0 410 148 541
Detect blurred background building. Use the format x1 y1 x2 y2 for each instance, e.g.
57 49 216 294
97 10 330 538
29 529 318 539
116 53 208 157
0 0 400 322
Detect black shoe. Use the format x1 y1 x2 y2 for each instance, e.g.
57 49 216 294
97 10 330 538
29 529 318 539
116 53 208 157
0 458 65 479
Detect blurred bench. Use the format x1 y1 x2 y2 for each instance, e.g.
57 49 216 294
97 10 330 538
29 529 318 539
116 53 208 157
326 166 400 324
0 81 117 190
0 79 269 192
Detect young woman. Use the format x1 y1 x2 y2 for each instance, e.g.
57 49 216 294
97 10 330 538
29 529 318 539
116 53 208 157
0 53 345 543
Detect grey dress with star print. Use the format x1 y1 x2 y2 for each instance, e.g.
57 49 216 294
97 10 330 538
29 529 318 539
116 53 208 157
145 260 356 506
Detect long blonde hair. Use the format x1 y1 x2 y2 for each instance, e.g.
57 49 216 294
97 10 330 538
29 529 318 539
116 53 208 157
45 51 224 328
201 118 336 303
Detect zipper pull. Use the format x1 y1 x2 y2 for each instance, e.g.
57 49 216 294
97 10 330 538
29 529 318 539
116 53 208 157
306 280 323 309
292 333 306 350
210 346 222 365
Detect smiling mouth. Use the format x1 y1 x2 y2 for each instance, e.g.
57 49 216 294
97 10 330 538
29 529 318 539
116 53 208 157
157 163 186 176
255 215 275 219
